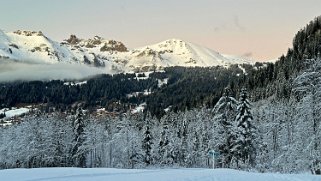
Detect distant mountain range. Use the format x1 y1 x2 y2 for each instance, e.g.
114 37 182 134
0 30 254 73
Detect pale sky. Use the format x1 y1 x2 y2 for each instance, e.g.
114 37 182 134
0 0 321 61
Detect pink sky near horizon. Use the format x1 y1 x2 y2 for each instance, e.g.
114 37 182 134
1 0 321 61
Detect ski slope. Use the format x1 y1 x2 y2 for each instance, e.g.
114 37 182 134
0 168 317 181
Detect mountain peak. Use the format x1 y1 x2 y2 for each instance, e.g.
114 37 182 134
13 30 45 37
140 38 190 54
162 38 185 43
65 34 80 45
124 38 254 71
156 38 187 47
63 35 128 52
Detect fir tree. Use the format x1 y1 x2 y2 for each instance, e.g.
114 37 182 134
158 120 170 165
179 119 188 166
231 88 256 168
0 112 5 119
212 88 238 168
72 107 86 167
142 120 153 165
191 131 200 166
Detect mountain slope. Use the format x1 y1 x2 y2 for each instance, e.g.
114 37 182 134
126 39 252 71
0 30 75 63
0 30 254 73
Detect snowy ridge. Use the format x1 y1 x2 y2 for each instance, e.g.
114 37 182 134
0 30 254 73
127 39 253 70
0 30 72 63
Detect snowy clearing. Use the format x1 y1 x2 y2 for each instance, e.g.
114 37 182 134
158 78 168 87
0 107 29 118
63 80 87 86
131 102 147 114
0 168 317 181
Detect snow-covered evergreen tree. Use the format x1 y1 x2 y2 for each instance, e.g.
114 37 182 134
72 107 86 167
231 88 256 168
157 116 171 165
142 119 153 165
292 58 321 174
212 88 238 168
179 118 189 166
191 130 201 166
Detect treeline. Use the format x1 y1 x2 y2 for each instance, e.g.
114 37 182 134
0 88 257 170
1 82 320 174
0 63 263 118
0 74 157 112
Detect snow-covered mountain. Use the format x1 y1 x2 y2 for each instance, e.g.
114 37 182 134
126 39 253 71
0 30 254 73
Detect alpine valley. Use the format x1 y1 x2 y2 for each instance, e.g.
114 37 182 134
1 16 321 179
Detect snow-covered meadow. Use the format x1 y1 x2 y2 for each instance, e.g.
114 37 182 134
0 168 318 181
0 107 29 119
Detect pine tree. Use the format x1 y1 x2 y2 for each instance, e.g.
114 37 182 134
0 112 5 119
142 120 153 165
191 131 200 166
158 119 170 165
231 88 256 168
212 88 238 168
72 107 86 167
179 119 188 166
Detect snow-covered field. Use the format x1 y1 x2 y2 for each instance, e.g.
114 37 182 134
0 107 29 119
0 168 318 181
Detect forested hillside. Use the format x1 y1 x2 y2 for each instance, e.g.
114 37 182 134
0 64 262 117
245 16 321 100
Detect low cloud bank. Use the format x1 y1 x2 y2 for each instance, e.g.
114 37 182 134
0 59 108 82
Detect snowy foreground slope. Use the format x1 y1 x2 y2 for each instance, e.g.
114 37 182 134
0 168 318 181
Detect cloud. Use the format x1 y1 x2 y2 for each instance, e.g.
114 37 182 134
233 15 246 31
212 16 245 32
213 27 220 32
0 59 109 82
242 52 253 58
